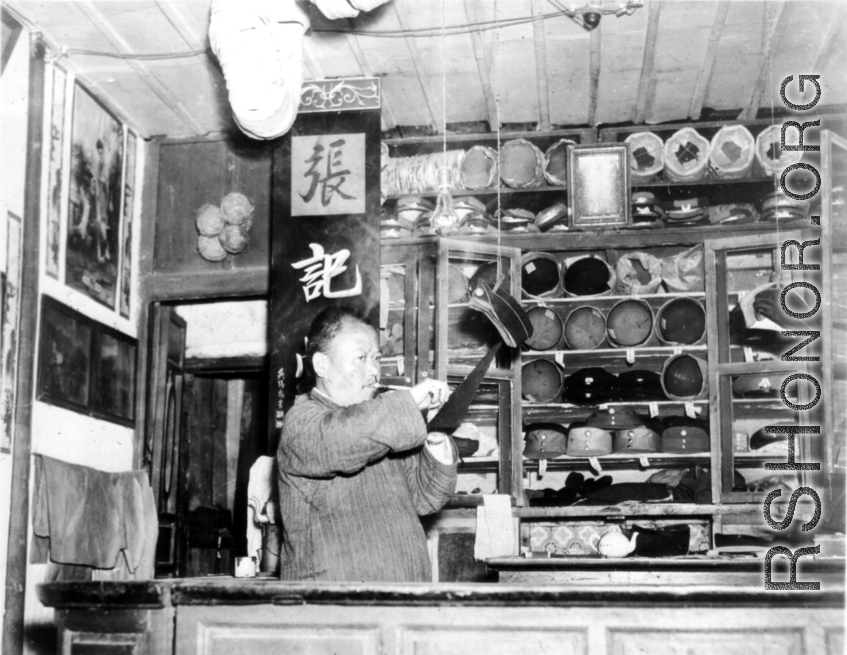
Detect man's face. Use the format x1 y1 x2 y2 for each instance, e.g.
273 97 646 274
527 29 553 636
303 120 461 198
316 320 381 407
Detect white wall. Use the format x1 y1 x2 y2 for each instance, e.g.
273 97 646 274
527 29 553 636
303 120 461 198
0 20 31 640
0 32 146 653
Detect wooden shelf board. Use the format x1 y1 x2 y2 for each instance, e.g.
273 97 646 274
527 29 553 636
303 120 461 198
517 503 762 518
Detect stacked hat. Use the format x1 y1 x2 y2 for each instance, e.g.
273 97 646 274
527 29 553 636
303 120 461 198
523 423 569 459
614 369 666 402
606 299 654 347
454 196 487 221
521 359 564 403
656 297 706 345
709 202 757 225
535 203 570 232
586 407 643 430
396 196 435 224
630 191 667 228
563 367 617 405
379 207 414 240
613 421 661 454
562 256 615 297
567 422 613 457
660 416 710 453
543 139 576 186
413 210 437 237
563 305 606 350
758 190 809 224
732 373 781 399
499 138 545 188
496 207 539 233
661 354 708 400
663 196 710 226
458 210 496 235
524 306 564 351
521 252 562 299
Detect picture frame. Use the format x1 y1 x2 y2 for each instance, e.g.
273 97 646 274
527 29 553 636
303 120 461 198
37 295 137 427
567 143 631 229
65 82 124 309
118 129 137 319
45 64 66 280
1 212 23 453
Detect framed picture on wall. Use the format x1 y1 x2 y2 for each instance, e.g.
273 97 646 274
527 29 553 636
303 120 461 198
567 144 630 229
118 129 137 319
65 82 124 309
37 295 137 426
1 211 23 453
45 64 67 280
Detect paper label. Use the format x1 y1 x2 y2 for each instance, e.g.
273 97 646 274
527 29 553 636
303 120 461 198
626 348 635 364
685 401 698 418
588 456 603 473
525 262 536 274
649 402 659 418
638 455 650 468
744 346 754 363
555 352 565 366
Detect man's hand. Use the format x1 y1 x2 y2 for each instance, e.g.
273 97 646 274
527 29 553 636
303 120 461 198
408 378 451 410
753 286 815 329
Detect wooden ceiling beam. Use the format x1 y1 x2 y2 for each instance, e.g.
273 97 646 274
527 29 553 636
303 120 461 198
530 0 551 131
463 0 498 130
344 27 396 130
392 2 438 132
587 22 601 127
688 0 729 120
741 1 788 121
75 0 206 135
634 0 662 125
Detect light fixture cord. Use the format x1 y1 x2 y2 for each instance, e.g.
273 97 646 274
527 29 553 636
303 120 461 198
495 0 502 282
442 0 447 173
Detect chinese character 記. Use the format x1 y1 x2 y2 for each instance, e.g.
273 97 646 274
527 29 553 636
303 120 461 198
291 243 363 302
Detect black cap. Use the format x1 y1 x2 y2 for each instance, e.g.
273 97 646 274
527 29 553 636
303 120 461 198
656 298 706 345
563 257 612 296
563 367 617 405
615 369 666 402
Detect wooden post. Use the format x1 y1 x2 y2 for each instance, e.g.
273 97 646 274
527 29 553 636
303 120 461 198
2 30 45 655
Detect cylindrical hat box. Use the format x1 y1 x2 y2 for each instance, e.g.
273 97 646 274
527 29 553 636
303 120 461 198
661 354 708 400
499 139 545 189
447 264 469 303
468 261 511 295
521 359 564 403
460 145 499 190
754 124 803 177
663 127 710 182
543 138 576 186
709 124 755 180
606 299 654 348
614 251 663 295
521 252 562 299
567 425 613 457
563 306 606 350
562 256 616 297
656 297 706 345
524 306 564 351
625 132 665 183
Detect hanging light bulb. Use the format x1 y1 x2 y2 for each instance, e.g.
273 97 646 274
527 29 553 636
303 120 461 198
430 167 459 236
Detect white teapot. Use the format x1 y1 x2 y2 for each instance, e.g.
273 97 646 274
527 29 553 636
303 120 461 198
597 530 639 557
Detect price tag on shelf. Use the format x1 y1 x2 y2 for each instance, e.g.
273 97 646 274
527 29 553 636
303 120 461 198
555 352 565 367
626 348 635 364
673 347 682 356
538 459 547 478
744 346 754 363
588 456 603 473
638 455 650 468
649 402 659 418
396 356 405 376
598 403 609 410
685 401 700 418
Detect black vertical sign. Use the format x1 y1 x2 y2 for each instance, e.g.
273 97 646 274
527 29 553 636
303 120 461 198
270 78 382 443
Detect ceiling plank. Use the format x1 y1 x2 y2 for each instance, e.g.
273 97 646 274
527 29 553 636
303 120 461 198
391 1 437 131
688 0 729 120
634 0 661 125
74 0 207 135
530 0 551 131
463 0 498 130
343 27 396 131
587 21 601 126
812 6 846 72
740 0 788 121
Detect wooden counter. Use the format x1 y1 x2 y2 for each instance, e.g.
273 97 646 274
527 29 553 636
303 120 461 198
38 577 845 655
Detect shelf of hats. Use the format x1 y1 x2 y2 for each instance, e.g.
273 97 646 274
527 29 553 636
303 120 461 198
377 119 825 515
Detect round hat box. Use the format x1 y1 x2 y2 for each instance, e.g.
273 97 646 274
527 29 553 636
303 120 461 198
656 297 706 345
663 127 710 182
563 306 606 350
499 139 545 189
524 306 564 351
543 139 576 186
521 359 564 403
521 252 562 299
562 256 616 297
606 299 654 347
460 145 499 190
624 132 665 183
661 354 708 400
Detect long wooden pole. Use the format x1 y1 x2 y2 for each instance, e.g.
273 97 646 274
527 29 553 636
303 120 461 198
2 30 45 655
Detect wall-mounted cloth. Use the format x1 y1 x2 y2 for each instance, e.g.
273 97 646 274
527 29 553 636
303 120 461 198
31 454 157 579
